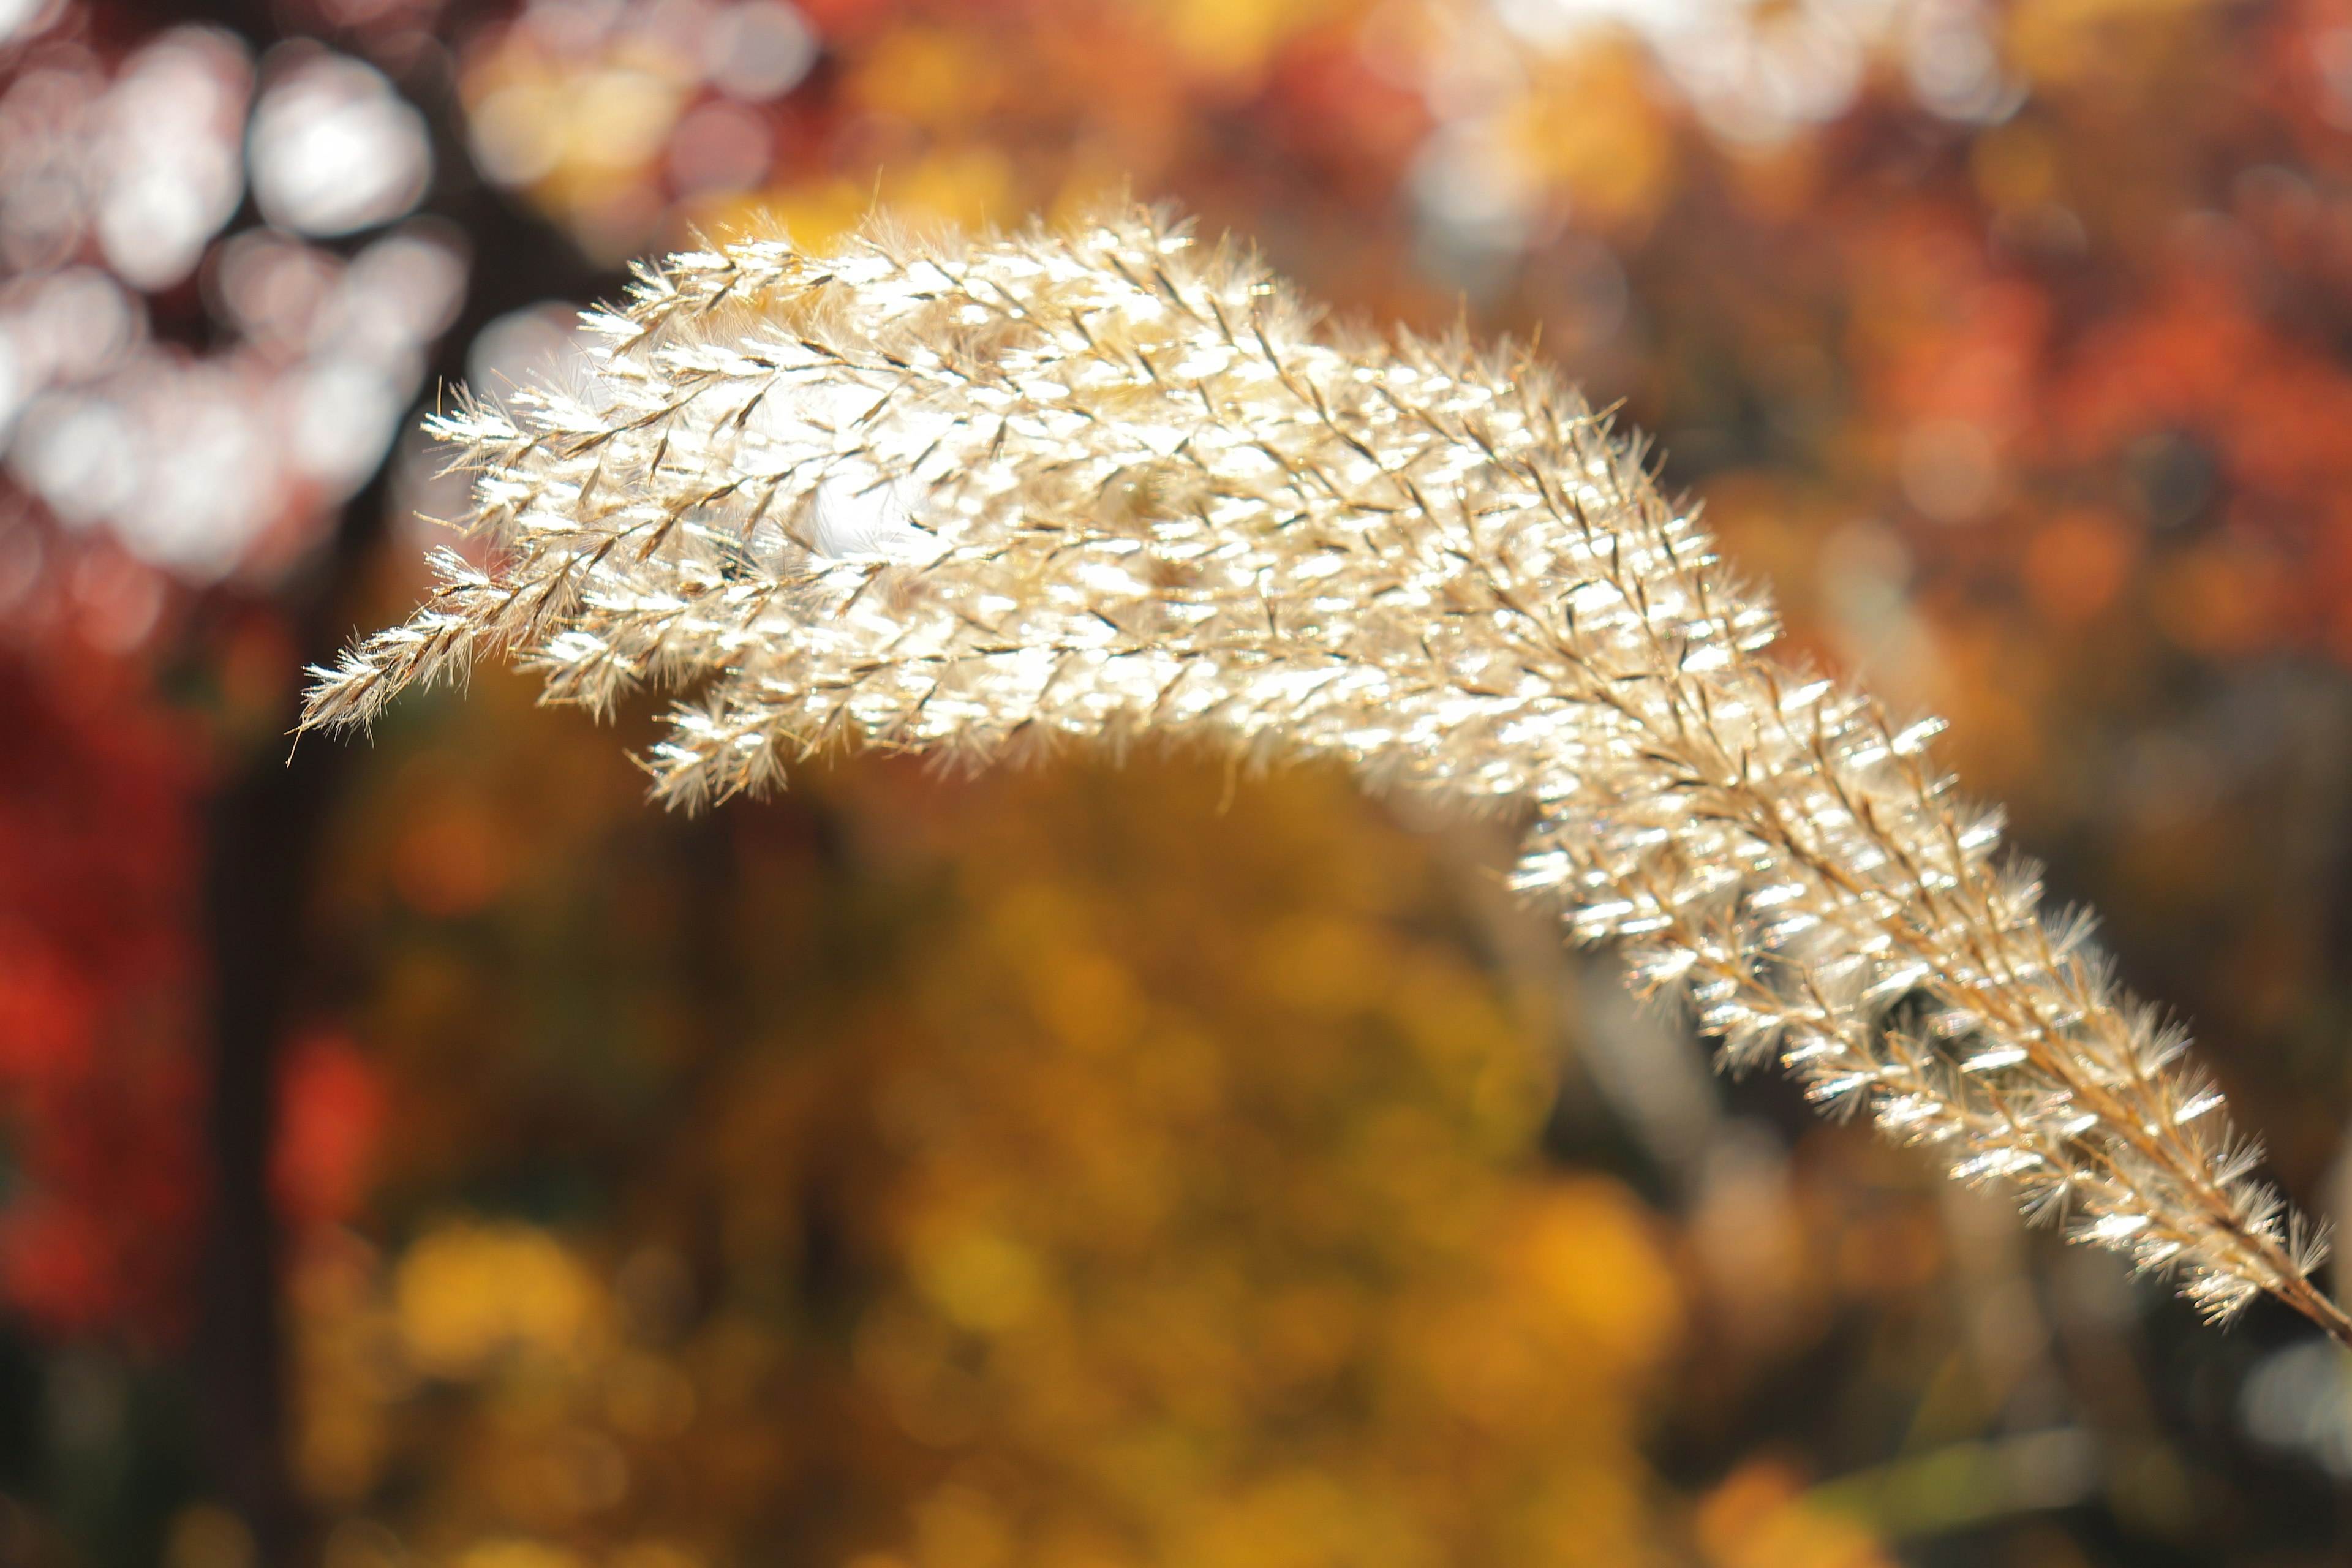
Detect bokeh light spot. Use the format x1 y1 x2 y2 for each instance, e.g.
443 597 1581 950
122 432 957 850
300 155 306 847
666 99 771 194
703 1 816 102
93 27 251 290
249 50 431 237
1898 418 1999 524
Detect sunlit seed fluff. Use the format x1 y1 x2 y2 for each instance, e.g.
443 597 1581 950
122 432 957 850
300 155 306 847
303 205 2351 1347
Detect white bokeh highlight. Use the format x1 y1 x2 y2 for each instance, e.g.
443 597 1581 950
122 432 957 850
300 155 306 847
249 50 431 238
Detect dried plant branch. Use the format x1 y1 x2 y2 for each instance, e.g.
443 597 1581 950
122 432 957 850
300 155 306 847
304 206 2352 1346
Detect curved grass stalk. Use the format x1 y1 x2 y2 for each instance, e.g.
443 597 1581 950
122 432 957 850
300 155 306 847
302 206 2352 1346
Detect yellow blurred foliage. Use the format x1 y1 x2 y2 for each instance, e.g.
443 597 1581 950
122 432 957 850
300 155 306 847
300 736 1724 1566
2007 0 2223 88
1512 40 1678 236
395 1221 605 1379
451 1544 591 1568
849 28 1000 129
1153 0 1344 85
1697 1461 1893 1568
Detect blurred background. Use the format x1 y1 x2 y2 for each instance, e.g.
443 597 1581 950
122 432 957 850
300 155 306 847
4 0 2352 1564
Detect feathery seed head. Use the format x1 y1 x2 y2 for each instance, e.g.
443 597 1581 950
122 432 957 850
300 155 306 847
303 205 2352 1347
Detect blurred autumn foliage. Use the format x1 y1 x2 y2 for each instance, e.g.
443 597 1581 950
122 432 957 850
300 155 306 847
9 0 2352 1565
292 709 1690 1567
